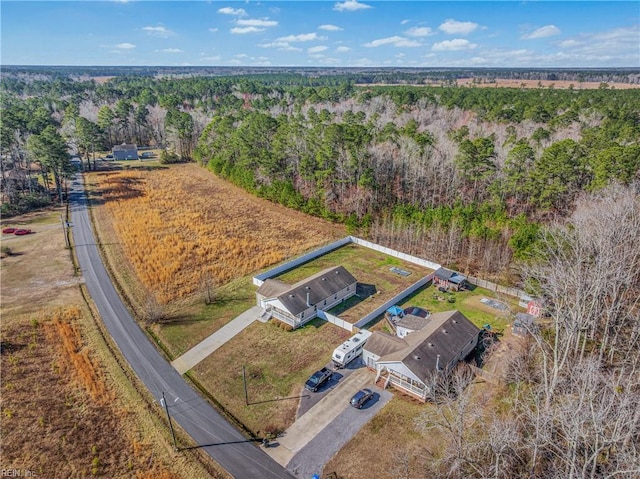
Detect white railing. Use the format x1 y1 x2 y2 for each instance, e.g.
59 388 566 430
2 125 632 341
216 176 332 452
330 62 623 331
388 374 427 398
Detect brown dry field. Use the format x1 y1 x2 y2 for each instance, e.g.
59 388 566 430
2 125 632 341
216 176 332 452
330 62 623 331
357 79 640 90
85 162 344 305
456 78 640 89
0 210 216 479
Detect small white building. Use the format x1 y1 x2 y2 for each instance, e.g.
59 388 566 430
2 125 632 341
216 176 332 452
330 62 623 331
363 310 480 402
256 266 357 329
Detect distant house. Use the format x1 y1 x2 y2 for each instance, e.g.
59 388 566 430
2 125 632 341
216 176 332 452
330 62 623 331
513 312 536 336
256 266 357 329
433 267 467 291
363 310 480 402
112 144 139 160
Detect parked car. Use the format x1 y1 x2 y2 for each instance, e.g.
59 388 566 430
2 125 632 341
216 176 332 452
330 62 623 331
14 229 32 235
349 388 373 409
2 227 16 234
304 367 333 392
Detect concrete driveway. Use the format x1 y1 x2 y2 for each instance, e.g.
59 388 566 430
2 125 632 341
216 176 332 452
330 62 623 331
297 357 365 418
265 368 392 477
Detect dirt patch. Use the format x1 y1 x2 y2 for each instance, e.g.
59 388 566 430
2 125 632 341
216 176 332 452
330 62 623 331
0 211 212 479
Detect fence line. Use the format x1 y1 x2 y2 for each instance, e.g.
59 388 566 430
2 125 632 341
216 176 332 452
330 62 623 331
253 237 352 286
466 276 532 302
353 272 436 330
317 310 353 333
349 236 441 270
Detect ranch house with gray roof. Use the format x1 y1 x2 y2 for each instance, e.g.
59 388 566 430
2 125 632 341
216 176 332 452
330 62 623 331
256 266 357 329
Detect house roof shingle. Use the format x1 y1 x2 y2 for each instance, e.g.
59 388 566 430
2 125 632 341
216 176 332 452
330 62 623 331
373 310 480 382
112 144 137 151
396 314 431 331
256 279 290 299
269 266 357 316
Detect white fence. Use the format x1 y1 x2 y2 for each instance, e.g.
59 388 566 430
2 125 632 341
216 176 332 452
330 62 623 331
353 272 436 330
466 276 532 302
253 237 352 286
317 310 353 333
349 236 441 270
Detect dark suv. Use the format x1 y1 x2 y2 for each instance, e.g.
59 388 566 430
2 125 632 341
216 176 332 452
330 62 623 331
349 388 373 409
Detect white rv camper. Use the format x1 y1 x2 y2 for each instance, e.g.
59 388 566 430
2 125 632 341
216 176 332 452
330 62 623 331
332 330 373 368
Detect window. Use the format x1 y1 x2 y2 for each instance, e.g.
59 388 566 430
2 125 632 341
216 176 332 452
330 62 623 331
301 312 305 319
347 286 350 291
324 300 326 306
335 294 338 300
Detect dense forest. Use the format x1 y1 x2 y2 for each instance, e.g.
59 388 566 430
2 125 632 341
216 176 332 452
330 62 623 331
2 70 639 478
2 72 639 277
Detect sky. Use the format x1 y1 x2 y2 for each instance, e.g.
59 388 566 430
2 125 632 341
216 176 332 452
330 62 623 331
1 1 639 68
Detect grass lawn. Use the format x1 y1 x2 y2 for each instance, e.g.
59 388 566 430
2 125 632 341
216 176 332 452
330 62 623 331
275 243 433 323
150 276 257 358
367 283 523 333
324 396 434 479
191 319 351 435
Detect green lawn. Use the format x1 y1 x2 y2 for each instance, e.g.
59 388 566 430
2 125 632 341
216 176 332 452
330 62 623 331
191 318 351 435
276 243 433 323
367 282 523 332
151 275 256 358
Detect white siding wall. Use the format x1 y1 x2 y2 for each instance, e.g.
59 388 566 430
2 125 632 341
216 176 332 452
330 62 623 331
377 361 423 384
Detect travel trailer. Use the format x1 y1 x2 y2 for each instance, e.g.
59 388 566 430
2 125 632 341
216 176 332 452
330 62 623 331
332 330 372 368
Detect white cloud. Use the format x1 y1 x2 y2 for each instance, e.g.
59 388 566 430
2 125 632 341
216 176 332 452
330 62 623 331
439 19 479 35
521 25 561 40
208 28 218 33
432 38 477 51
336 46 351 52
558 39 582 48
157 48 183 53
231 26 265 34
218 7 246 16
333 0 372 12
276 33 326 42
237 18 278 27
364 36 421 47
200 55 221 62
319 24 343 31
258 41 303 51
235 53 249 58
308 45 329 53
142 26 173 38
115 42 135 49
401 19 410 25
405 27 434 37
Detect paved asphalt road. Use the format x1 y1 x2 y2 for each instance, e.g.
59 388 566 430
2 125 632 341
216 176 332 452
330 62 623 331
70 175 293 479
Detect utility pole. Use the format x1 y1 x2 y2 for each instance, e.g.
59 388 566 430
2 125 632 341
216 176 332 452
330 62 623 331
161 392 178 451
60 214 70 249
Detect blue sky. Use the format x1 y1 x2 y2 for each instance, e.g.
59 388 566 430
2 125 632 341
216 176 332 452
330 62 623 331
1 1 639 67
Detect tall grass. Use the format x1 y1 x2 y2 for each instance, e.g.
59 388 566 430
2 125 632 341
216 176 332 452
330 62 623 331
96 166 340 303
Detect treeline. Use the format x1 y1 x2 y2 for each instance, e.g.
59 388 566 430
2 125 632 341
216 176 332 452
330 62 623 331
410 187 640 479
2 73 639 272
194 84 639 271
